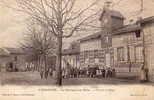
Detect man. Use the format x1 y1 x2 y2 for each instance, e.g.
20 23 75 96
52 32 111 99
112 68 116 77
40 67 44 79
101 67 106 78
140 64 147 82
45 68 49 79
145 68 149 82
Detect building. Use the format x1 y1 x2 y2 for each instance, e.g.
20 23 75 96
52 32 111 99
112 24 143 78
139 16 154 82
0 47 26 72
77 3 146 79
79 32 104 68
62 41 80 69
79 4 125 69
65 2 154 81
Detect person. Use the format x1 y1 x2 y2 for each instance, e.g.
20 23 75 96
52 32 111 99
49 68 53 77
140 64 146 82
112 68 116 78
106 67 110 78
45 68 49 79
101 67 106 78
40 67 44 79
62 68 65 79
145 67 149 82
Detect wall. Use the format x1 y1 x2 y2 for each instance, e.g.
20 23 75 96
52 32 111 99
111 17 124 30
62 55 79 69
0 54 26 72
80 39 102 52
0 56 11 72
112 32 143 78
143 23 154 82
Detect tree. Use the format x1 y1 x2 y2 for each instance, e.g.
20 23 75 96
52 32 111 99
10 0 100 85
21 18 57 77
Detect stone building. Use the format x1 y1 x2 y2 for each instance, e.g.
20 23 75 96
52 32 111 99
65 2 154 81
112 24 143 78
62 41 80 69
79 4 125 69
77 3 146 79
0 47 26 72
139 16 154 82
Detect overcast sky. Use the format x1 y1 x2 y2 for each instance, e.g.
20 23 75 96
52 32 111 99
0 0 154 48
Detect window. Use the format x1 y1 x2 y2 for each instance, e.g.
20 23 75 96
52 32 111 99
94 50 99 58
135 30 141 38
117 47 125 61
105 36 109 43
89 50 94 63
135 46 143 62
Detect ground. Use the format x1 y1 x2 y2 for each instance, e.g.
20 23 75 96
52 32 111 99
0 72 153 86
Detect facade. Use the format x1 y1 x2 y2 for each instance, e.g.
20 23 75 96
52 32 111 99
77 6 146 79
64 3 154 81
139 16 154 82
0 47 26 72
79 7 124 69
112 24 143 78
79 33 106 68
62 41 80 69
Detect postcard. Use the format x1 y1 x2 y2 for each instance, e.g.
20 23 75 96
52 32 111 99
0 0 154 100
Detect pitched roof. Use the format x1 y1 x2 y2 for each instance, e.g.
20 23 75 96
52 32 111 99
137 16 154 25
62 41 80 55
5 47 24 54
113 24 141 35
0 47 24 56
79 32 101 42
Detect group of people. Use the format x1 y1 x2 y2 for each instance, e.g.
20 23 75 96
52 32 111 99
25 62 35 71
40 67 54 79
62 66 116 79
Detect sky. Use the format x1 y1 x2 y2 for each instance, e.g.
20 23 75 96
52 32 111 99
0 0 154 48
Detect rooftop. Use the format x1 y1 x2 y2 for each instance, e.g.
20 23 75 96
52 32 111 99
138 16 154 25
0 47 24 56
113 24 141 35
99 9 125 21
79 32 101 42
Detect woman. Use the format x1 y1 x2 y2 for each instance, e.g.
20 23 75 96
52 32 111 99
140 64 146 82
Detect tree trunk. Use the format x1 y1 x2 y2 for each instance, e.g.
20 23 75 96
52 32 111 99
56 36 63 86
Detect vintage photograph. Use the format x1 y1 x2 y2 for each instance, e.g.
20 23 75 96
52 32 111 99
0 0 154 87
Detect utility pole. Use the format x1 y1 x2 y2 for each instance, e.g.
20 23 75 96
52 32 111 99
141 0 143 11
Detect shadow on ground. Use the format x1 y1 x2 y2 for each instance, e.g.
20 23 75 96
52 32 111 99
0 72 153 86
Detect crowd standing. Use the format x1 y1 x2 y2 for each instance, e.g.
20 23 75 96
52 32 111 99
62 65 116 79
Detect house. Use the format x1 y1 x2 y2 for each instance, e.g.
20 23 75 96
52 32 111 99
79 2 125 69
65 2 154 81
139 16 154 82
112 24 143 78
77 2 145 79
62 41 80 69
0 47 26 72
79 32 104 68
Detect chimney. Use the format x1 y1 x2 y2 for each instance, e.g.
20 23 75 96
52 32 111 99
104 0 112 10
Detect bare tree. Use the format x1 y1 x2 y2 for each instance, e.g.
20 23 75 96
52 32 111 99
6 0 100 85
21 19 57 78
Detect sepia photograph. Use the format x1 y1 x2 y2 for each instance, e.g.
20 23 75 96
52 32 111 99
0 0 154 99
